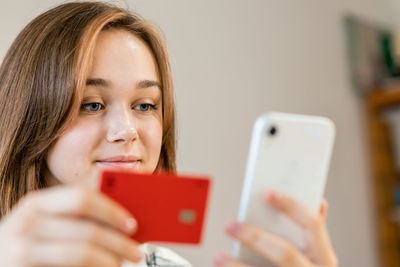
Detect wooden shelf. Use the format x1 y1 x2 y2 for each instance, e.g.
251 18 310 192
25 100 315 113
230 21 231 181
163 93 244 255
366 86 400 267
368 87 400 110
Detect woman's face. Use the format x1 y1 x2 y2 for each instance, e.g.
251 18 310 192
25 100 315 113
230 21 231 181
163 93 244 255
46 29 163 186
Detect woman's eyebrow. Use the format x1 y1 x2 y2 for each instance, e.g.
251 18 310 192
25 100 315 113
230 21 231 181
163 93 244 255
86 78 109 87
86 78 161 90
136 80 161 90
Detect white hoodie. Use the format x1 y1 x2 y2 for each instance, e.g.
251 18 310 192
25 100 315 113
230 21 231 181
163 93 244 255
122 243 193 267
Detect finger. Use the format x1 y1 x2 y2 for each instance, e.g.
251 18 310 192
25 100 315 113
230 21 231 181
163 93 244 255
25 240 120 267
319 199 328 218
264 190 323 230
225 222 311 267
31 217 143 263
213 254 251 267
264 192 337 265
19 187 136 234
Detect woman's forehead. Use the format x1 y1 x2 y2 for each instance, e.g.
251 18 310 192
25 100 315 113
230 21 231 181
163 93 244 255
88 29 160 87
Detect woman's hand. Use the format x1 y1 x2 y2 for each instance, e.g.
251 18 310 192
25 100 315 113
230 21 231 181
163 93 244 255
0 186 143 267
214 191 338 267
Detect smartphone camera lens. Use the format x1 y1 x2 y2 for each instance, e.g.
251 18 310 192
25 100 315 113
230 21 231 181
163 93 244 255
268 125 277 136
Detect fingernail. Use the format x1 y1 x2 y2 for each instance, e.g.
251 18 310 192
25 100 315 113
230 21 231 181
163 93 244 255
214 255 225 265
125 218 137 233
226 222 240 235
265 190 281 204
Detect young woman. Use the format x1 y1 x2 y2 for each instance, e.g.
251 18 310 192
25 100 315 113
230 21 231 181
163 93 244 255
0 1 338 266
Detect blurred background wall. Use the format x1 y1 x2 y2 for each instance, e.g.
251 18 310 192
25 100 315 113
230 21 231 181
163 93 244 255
1 0 399 266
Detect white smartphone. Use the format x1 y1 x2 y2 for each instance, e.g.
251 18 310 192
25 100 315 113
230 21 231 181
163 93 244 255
233 112 335 266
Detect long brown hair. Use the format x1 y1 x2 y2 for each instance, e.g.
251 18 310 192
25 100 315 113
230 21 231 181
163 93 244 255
0 1 176 217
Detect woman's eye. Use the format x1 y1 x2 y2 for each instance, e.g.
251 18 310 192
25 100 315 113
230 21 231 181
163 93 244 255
134 103 157 112
81 102 104 112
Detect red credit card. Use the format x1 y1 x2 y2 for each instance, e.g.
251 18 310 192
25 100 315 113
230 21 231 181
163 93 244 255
100 170 212 245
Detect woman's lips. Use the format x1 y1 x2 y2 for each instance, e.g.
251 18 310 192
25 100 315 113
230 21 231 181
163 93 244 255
96 161 140 168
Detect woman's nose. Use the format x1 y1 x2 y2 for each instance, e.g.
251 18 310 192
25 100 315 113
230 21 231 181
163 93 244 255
106 113 138 143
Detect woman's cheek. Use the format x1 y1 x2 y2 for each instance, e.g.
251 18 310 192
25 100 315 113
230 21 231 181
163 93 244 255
46 120 101 184
139 118 163 166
